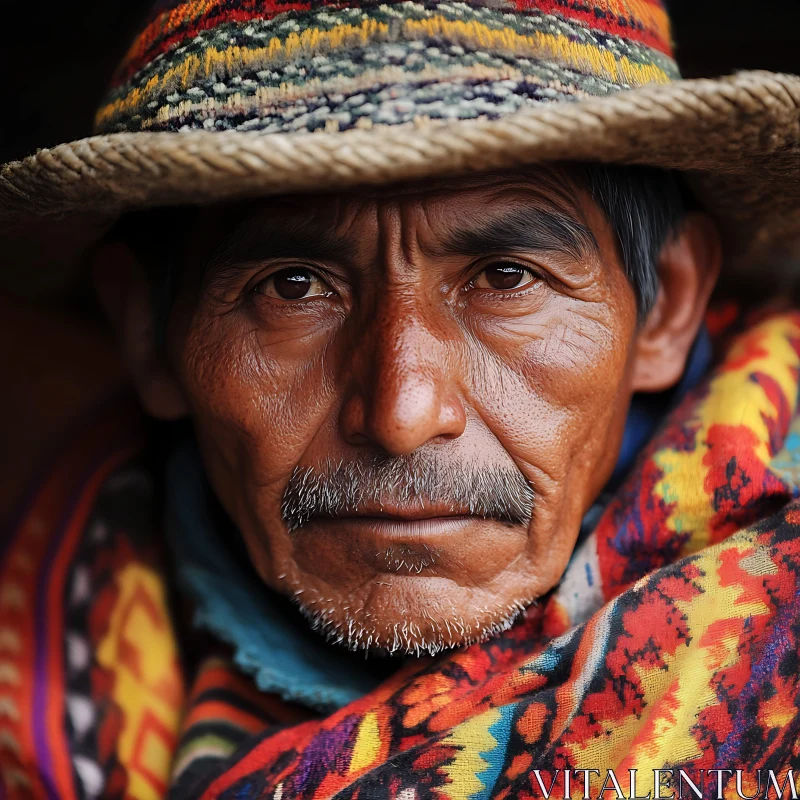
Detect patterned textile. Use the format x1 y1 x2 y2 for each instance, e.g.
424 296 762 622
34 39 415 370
0 400 185 800
162 327 712 717
4 306 800 799
96 0 680 135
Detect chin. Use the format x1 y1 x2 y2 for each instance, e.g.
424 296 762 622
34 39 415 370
284 572 536 657
273 514 537 655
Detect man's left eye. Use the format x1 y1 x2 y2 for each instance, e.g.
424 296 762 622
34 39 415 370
471 263 538 292
253 267 334 301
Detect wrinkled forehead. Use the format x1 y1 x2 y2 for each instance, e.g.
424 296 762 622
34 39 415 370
229 162 585 214
188 164 597 263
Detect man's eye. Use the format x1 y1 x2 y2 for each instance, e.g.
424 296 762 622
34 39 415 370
254 268 334 301
471 263 538 292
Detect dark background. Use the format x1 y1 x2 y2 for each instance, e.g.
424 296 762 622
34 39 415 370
1 0 798 164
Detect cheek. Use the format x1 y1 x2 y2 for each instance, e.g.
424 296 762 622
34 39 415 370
469 296 636 494
459 296 636 591
174 313 338 496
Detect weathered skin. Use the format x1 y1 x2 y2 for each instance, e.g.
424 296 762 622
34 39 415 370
95 166 720 654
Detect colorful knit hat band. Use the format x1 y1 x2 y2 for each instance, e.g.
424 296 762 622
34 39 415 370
96 0 679 136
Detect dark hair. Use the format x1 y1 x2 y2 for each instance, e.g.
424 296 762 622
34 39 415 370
113 162 690 336
578 163 690 317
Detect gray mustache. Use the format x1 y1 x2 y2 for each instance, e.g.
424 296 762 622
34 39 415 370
281 454 535 532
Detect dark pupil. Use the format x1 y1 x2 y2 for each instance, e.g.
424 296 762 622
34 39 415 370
274 269 312 299
485 264 525 290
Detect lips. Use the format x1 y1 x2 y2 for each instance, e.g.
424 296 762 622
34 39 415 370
289 503 528 584
316 504 472 522
300 505 501 549
306 501 481 535
320 514 475 536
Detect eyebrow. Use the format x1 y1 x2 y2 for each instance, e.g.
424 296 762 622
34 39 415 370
202 199 599 291
202 214 357 291
439 205 599 261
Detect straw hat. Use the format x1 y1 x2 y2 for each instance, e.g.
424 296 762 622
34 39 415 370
1 0 799 295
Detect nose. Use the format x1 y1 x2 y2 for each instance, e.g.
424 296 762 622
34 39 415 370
339 308 467 457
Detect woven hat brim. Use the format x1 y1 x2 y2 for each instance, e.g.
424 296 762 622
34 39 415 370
2 70 799 295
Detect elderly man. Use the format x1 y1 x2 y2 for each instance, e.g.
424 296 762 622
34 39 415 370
1 1 800 798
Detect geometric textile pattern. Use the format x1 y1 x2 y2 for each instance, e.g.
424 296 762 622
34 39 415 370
6 307 800 799
97 0 679 134
0 400 185 800
180 308 800 798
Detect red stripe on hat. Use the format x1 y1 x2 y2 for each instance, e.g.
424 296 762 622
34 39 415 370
113 0 672 87
512 0 672 55
115 0 315 84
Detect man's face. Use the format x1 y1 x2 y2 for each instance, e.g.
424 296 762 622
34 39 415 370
107 165 720 656
154 167 640 654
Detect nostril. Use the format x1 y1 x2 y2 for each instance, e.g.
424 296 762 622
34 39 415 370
430 432 460 444
339 393 371 447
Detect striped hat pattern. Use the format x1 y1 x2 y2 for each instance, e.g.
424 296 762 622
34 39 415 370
97 0 680 136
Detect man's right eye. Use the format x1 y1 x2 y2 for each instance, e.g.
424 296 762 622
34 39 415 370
253 268 335 301
470 262 539 292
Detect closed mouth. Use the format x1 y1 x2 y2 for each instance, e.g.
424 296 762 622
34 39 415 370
320 514 471 530
323 507 471 521
306 512 499 539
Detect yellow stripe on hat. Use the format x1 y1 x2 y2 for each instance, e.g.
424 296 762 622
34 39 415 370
96 19 390 127
402 17 672 88
96 15 671 129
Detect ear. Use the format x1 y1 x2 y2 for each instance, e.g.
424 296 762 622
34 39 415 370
92 240 189 420
631 213 722 393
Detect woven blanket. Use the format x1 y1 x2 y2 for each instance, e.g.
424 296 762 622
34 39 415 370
3 306 800 800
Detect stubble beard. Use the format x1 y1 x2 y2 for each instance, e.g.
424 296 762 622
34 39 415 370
285 577 534 658
279 450 537 656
